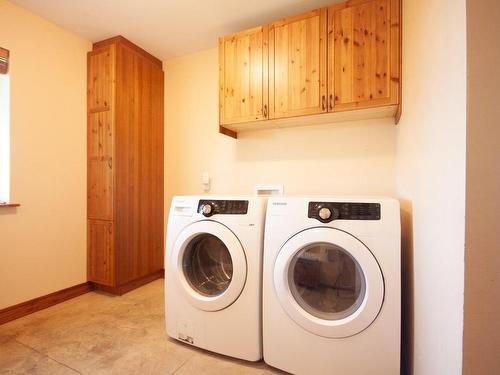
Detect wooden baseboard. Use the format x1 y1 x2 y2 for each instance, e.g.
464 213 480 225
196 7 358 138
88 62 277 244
0 282 94 325
0 270 165 325
92 269 164 296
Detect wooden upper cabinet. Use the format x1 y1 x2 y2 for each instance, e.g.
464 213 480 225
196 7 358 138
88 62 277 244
269 9 327 119
219 26 269 125
328 0 400 111
217 0 401 136
88 45 115 112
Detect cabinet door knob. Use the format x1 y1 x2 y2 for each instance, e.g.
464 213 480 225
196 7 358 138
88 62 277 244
322 95 326 111
329 94 334 110
107 158 112 169
263 104 268 118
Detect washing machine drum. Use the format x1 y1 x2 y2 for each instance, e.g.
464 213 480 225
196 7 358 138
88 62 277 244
172 221 247 312
183 234 233 296
274 227 384 338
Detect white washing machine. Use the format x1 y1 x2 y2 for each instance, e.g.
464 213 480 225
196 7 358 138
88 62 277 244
165 196 266 361
263 197 400 375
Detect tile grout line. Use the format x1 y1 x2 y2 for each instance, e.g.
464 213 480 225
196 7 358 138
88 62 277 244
14 339 84 375
170 354 195 375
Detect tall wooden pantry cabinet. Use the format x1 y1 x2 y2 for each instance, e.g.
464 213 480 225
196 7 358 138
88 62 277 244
87 36 164 295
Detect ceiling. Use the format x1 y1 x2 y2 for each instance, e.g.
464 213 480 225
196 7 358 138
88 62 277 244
11 0 337 60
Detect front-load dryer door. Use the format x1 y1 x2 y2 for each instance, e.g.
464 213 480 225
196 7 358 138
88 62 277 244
274 227 384 338
172 221 247 312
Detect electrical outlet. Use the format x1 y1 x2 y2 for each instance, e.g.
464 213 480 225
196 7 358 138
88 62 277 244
202 172 210 192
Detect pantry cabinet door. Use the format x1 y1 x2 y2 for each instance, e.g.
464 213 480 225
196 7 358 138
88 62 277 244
329 0 400 111
219 26 269 125
269 9 327 119
88 45 115 112
87 111 113 220
88 220 114 286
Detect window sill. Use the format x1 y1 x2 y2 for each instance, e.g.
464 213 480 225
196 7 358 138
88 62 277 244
0 203 20 208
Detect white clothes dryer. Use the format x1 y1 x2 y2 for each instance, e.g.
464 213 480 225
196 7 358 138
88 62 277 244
263 197 400 375
165 196 266 361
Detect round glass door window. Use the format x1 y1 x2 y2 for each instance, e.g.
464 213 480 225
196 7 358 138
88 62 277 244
182 234 233 297
288 242 366 320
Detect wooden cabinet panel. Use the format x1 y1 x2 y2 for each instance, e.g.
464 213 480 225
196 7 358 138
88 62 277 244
88 220 114 286
135 56 164 281
114 44 140 285
87 158 113 220
269 9 327 119
217 0 401 135
88 111 113 158
150 65 165 277
88 45 115 112
114 43 165 285
219 26 269 125
88 111 113 220
329 0 400 111
87 36 164 294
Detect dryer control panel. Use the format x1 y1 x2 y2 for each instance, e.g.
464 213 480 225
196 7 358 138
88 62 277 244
308 202 381 222
198 199 249 217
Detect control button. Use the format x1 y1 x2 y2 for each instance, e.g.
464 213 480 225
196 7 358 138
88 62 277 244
201 204 212 216
319 207 332 220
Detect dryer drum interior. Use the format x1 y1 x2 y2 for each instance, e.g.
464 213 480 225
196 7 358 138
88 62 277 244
182 233 234 297
288 242 366 321
273 226 385 339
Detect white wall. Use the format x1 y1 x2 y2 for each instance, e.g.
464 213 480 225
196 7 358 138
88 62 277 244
165 48 398 208
397 0 467 373
165 1 468 374
0 1 468 373
0 0 91 309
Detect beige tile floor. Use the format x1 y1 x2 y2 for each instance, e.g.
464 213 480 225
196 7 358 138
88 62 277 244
0 280 282 374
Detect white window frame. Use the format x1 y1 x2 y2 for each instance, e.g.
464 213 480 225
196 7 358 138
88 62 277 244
0 73 10 203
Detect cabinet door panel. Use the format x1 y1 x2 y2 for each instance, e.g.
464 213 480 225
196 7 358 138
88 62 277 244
88 111 113 220
88 45 115 112
270 9 327 119
219 26 268 125
88 220 114 285
329 0 399 111
88 158 113 219
88 111 113 158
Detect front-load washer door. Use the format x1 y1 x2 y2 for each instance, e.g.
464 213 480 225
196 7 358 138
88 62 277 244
274 227 384 338
172 221 247 312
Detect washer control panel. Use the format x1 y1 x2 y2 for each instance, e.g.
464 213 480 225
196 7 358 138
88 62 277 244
198 200 249 217
308 202 381 222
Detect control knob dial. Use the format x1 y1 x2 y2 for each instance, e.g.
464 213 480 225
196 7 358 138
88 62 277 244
319 207 332 220
201 204 213 216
